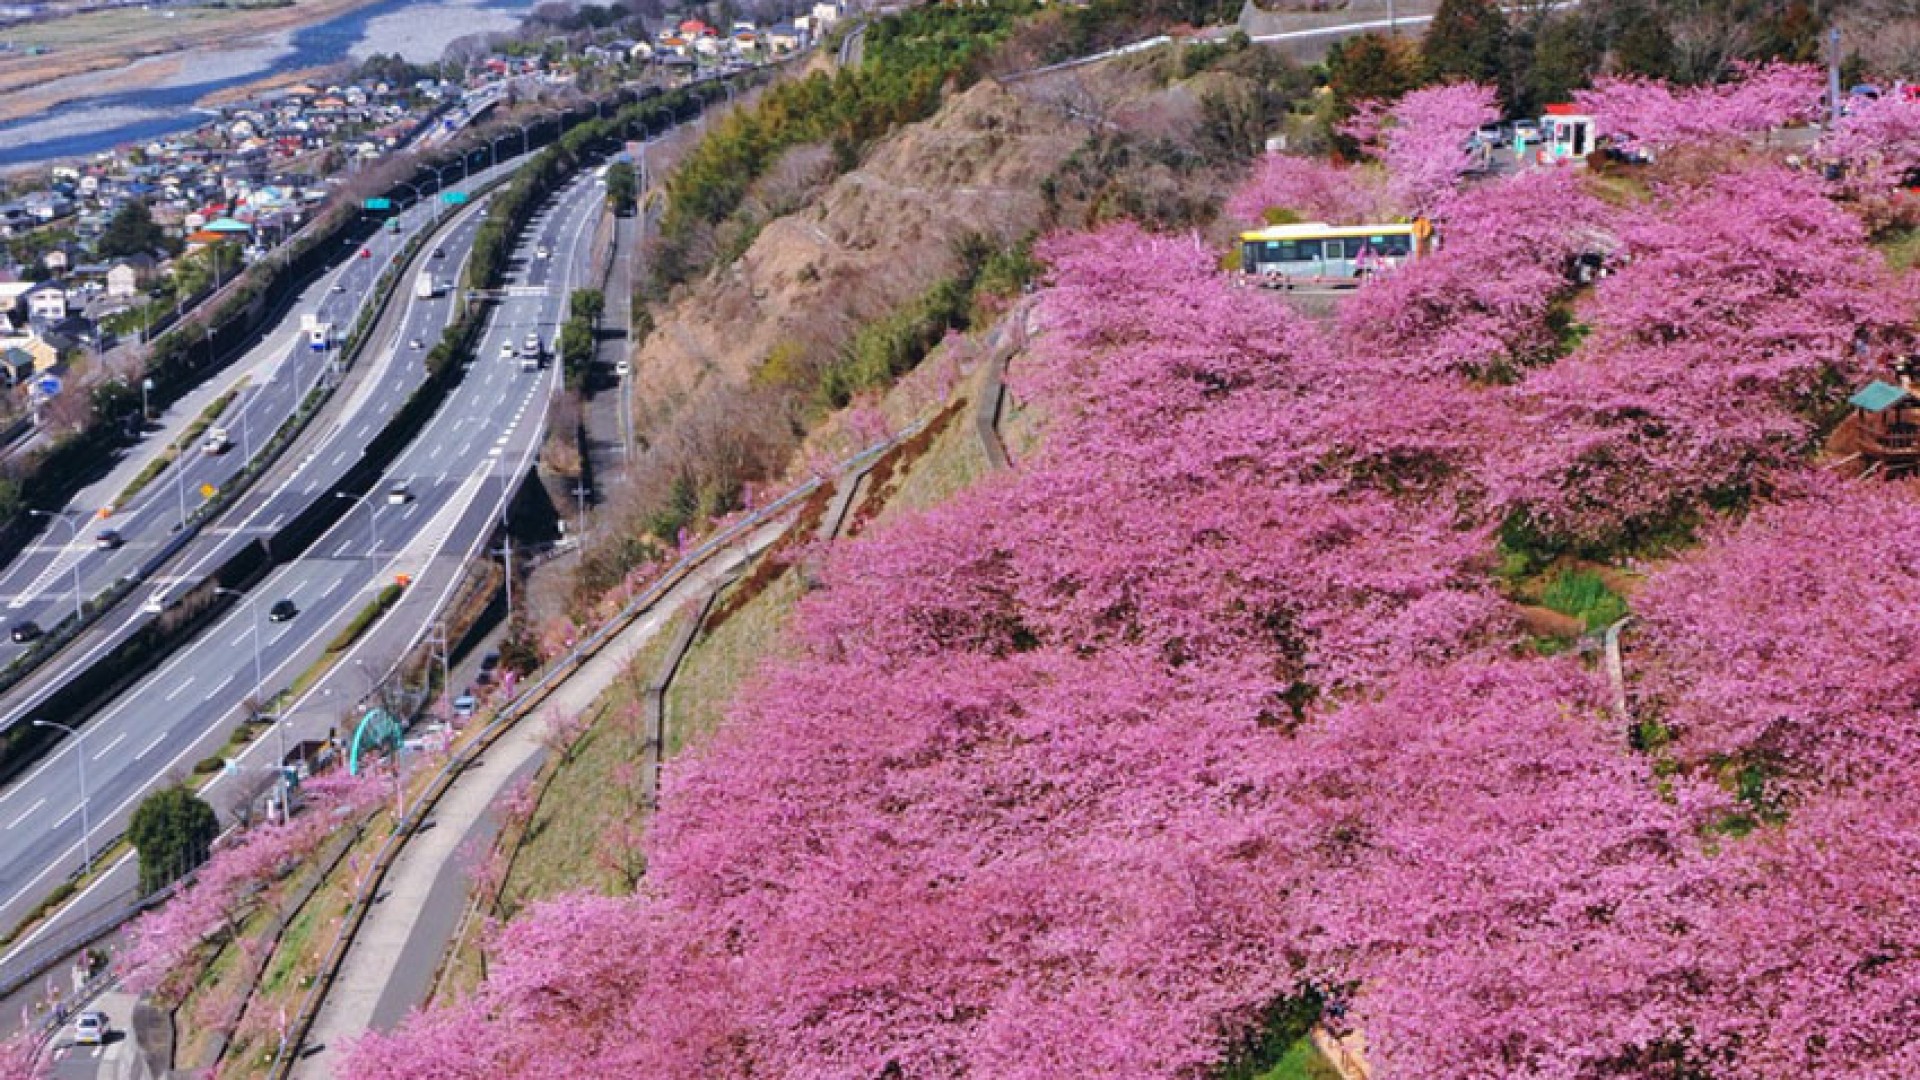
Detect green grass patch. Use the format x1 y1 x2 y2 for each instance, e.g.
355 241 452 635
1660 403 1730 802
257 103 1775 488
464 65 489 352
1539 569 1628 632
324 583 404 656
502 614 684 907
1877 225 1920 271
1252 1037 1344 1080
870 384 989 528
666 569 807 755
114 452 176 510
177 388 239 449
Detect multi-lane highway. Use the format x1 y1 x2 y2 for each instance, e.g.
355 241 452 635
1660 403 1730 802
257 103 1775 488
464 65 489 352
0 166 538 667
0 161 607 947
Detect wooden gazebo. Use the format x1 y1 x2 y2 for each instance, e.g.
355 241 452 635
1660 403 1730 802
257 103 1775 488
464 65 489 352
1849 380 1920 473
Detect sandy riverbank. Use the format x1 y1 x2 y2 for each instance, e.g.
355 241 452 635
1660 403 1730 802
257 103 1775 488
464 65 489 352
0 0 389 124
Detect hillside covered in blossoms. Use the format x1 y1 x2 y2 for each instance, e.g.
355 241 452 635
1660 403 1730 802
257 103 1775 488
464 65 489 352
345 69 1920 1079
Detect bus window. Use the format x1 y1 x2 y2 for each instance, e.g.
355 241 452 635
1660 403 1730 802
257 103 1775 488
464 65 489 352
1368 234 1412 258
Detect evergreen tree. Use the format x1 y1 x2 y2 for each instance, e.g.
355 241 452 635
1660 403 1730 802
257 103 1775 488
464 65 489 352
1524 15 1601 113
1326 32 1421 111
97 200 168 260
1422 0 1511 84
1610 0 1677 79
128 786 218 894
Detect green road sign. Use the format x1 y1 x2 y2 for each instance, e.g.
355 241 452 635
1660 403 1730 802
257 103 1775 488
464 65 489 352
441 190 469 205
363 197 393 211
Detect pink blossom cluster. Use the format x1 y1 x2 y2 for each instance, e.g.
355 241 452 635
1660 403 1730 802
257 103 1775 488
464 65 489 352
117 772 383 1000
347 141 1920 1079
1573 61 1823 153
1819 91 1920 226
1226 153 1389 226
1342 82 1501 214
1491 164 1912 548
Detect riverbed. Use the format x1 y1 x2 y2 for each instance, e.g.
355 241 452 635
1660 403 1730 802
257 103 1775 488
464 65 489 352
0 0 534 169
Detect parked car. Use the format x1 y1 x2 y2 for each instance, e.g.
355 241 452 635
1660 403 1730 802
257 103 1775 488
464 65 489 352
1512 119 1543 144
475 651 500 686
268 599 298 623
95 528 122 550
1474 122 1510 148
359 248 372 260
73 1011 107 1046
615 359 631 377
9 621 40 644
452 692 477 718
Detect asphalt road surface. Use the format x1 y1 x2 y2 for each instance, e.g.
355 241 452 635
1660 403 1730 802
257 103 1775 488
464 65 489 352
0 159 572 937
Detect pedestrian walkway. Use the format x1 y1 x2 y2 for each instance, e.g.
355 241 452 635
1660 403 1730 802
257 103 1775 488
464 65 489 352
290 528 779 1078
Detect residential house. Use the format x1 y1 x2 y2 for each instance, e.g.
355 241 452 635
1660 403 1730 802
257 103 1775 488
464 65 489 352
766 22 805 51
23 281 66 323
107 254 157 299
0 347 34 387
0 333 57 375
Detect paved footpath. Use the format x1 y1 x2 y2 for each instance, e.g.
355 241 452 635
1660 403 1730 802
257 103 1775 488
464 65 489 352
291 523 782 1078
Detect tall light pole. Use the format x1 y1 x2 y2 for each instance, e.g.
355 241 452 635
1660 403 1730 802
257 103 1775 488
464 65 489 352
174 447 191 526
336 492 379 557
29 509 82 625
214 587 271 756
32 720 90 876
1828 27 1843 128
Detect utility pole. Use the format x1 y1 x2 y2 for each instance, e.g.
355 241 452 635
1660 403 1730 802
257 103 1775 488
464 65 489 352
494 533 513 628
1828 27 1843 128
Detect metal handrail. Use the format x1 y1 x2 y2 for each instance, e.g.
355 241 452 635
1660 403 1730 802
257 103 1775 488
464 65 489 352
268 398 941 1077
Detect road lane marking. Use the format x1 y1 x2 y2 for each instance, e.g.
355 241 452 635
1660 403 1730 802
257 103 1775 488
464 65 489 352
140 733 167 759
7 798 44 830
163 676 196 702
92 731 127 761
52 803 78 828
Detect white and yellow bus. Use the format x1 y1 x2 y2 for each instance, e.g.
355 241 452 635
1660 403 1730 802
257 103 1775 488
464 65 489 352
1238 221 1433 287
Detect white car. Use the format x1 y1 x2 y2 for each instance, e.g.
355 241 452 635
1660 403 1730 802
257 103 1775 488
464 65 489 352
500 341 516 361
615 359 631 377
74 1011 107 1046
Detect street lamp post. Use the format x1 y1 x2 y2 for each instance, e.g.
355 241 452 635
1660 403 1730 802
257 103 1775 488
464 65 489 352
29 510 82 625
31 721 90 876
336 492 380 556
174 455 190 531
214 588 269 749
140 376 153 423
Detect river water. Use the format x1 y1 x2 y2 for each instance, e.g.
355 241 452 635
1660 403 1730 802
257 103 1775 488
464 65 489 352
0 0 533 168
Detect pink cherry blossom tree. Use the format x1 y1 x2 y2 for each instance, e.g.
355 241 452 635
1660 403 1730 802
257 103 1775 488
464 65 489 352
1343 82 1500 214
1226 152 1390 226
1573 61 1823 153
1489 165 1912 550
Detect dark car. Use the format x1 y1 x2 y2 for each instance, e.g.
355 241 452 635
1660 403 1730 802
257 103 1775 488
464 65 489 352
95 528 122 550
9 621 41 643
268 599 298 623
432 247 446 259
